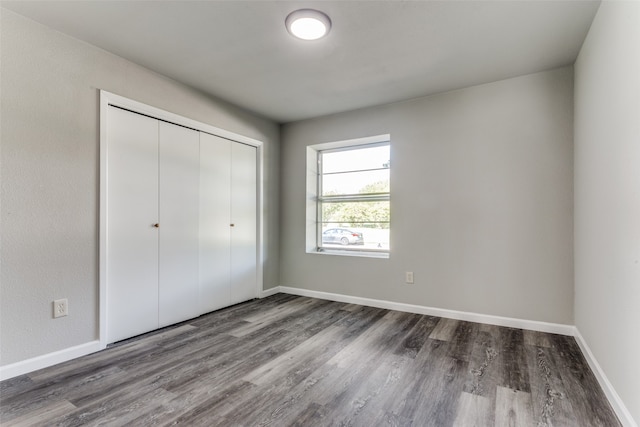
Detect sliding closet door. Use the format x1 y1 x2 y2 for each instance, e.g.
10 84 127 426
158 122 201 327
230 143 257 305
106 107 159 343
199 133 232 313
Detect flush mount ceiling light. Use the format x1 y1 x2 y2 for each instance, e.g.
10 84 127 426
285 9 331 41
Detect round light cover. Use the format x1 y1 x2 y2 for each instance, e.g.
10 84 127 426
285 9 331 40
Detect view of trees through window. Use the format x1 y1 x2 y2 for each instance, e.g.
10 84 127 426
318 143 390 251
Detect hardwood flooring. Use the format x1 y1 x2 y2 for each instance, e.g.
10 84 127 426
0 294 621 426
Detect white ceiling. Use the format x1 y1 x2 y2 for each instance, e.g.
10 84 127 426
2 1 600 123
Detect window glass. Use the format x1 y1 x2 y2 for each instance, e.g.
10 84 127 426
318 143 390 252
321 145 390 174
321 170 390 196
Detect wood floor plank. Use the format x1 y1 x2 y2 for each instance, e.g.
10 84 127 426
242 296 318 323
0 375 34 398
287 402 326 426
495 386 535 426
341 303 363 312
25 324 198 385
320 353 411 426
429 317 460 341
50 383 177 427
242 324 350 386
461 327 500 426
282 299 349 335
453 392 492 427
381 338 451 421
394 314 440 358
525 344 577 427
229 297 323 337
449 320 480 362
161 328 301 395
1 400 76 427
413 356 469 426
378 410 414 427
0 365 127 421
549 335 621 426
299 313 424 425
464 329 500 399
160 303 353 406
0 295 622 427
523 329 553 348
500 327 532 393
223 308 397 424
325 310 412 370
150 380 257 426
397 321 479 426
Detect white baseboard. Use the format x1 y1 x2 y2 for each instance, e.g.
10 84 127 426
259 286 281 298
0 341 101 381
573 329 638 427
277 286 575 336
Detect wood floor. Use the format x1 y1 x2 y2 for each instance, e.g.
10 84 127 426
0 294 620 426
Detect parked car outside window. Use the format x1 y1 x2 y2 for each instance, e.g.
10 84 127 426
322 228 364 246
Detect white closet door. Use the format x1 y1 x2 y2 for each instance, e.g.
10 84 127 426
199 133 232 313
158 122 201 327
230 143 257 305
106 107 159 343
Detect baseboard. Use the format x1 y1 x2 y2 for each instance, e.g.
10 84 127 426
277 286 574 335
573 329 638 427
259 286 281 298
0 341 101 381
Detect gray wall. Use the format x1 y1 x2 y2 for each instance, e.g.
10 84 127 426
574 1 640 422
281 67 574 325
0 10 280 366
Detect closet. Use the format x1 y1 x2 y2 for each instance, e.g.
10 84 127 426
199 133 257 313
104 105 257 344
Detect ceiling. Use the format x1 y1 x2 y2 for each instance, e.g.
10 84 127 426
1 1 600 123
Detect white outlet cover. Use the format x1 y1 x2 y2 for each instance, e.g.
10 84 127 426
53 298 68 318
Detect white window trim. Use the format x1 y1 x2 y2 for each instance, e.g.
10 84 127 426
306 134 391 259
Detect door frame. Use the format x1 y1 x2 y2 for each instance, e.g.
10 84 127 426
99 90 265 349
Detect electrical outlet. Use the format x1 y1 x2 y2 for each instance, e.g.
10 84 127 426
53 298 68 318
405 271 414 284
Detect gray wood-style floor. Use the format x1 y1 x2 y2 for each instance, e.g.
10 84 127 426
0 294 621 426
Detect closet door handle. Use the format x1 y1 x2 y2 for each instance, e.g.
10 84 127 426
153 223 160 228
230 224 235 227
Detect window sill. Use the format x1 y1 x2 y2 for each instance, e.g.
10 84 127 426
307 248 389 259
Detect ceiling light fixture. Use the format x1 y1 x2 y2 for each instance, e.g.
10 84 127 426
285 9 331 41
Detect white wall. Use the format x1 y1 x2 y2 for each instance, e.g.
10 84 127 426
0 9 280 366
281 67 575 325
574 1 640 423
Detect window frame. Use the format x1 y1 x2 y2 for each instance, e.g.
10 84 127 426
306 134 391 258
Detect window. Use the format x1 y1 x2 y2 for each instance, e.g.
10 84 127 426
307 136 390 257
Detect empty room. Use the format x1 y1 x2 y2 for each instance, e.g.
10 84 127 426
0 1 638 426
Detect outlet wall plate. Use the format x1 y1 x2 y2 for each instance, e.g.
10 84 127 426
405 272 414 284
53 299 68 318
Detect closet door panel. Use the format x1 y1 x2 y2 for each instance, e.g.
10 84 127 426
158 122 200 327
199 133 232 313
106 107 159 343
230 143 257 305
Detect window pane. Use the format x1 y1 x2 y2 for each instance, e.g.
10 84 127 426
321 200 390 225
314 139 390 254
321 224 390 251
322 169 389 196
322 145 390 174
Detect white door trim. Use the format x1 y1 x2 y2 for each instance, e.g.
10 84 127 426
99 90 264 349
